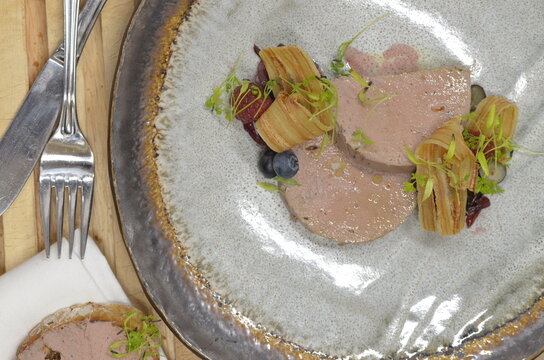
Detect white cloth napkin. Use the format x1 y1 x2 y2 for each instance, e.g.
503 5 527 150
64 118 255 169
0 231 166 359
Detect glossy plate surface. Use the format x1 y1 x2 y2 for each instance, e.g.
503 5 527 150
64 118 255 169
111 0 544 358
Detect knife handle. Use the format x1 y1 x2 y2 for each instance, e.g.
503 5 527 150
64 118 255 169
54 0 107 62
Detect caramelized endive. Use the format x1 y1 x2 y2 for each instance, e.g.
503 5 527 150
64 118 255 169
256 46 335 152
415 117 478 235
466 95 518 140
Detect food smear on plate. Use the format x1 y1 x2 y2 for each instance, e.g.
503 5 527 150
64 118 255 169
334 67 471 172
282 137 415 243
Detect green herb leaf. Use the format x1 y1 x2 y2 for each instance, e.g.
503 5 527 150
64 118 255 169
461 112 477 121
445 138 456 161
477 151 489 176
475 176 504 195
349 69 372 88
422 177 434 202
273 176 301 186
317 132 330 158
404 181 417 193
257 182 282 193
348 69 393 104
264 79 277 95
352 130 374 145
240 80 249 95
405 146 421 165
497 123 504 141
478 134 486 150
485 104 496 129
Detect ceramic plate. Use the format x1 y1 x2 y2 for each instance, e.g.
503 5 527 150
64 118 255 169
111 0 544 358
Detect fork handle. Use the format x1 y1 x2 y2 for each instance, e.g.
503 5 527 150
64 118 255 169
61 0 80 135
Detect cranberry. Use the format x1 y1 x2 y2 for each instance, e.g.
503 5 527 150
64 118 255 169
230 83 273 125
243 122 268 148
466 191 491 228
254 61 269 86
467 130 495 159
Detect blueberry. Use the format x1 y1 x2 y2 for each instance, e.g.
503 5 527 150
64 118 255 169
272 151 299 179
258 150 277 178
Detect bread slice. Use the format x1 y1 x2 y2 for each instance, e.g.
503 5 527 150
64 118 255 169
16 302 160 359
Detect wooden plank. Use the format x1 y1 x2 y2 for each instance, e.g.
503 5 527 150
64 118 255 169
24 0 50 253
24 0 50 83
44 0 63 53
0 220 4 275
176 341 199 359
77 16 121 268
101 0 137 90
0 0 39 272
98 0 151 330
0 1 28 136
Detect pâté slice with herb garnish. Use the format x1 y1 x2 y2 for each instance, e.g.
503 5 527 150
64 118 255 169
109 312 162 359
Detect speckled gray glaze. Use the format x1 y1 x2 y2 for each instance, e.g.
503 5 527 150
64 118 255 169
111 0 544 359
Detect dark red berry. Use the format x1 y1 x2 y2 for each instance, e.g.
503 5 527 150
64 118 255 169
467 130 495 159
253 44 262 55
230 83 273 125
254 61 269 86
466 191 491 228
243 122 268 148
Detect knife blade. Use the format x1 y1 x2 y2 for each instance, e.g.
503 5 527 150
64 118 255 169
0 0 107 216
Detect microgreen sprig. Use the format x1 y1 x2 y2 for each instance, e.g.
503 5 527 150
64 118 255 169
349 69 394 105
284 75 339 156
462 104 517 196
205 64 242 121
475 176 504 195
284 76 338 123
257 176 301 193
109 312 161 359
330 14 390 77
257 182 282 193
352 130 374 145
205 62 276 123
404 142 470 201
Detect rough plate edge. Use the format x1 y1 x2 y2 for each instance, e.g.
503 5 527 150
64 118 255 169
110 0 544 358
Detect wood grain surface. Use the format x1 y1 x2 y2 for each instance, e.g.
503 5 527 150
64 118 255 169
0 0 199 358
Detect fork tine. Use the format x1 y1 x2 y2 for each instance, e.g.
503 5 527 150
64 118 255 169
55 178 65 258
80 176 94 259
67 177 78 259
39 177 52 258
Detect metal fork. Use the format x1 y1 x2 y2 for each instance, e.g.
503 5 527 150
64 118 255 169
39 0 95 259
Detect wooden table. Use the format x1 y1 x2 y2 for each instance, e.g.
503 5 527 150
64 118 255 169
0 0 198 358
